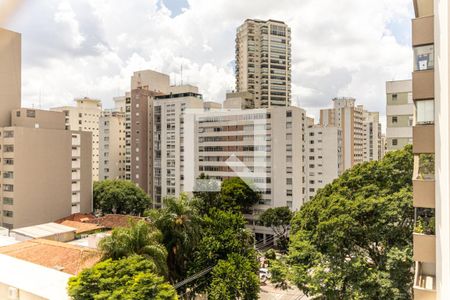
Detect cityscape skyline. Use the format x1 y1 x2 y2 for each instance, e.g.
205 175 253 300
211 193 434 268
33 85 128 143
1 0 413 127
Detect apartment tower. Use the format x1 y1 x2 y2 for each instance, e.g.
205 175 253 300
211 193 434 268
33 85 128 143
386 80 414 151
52 98 102 181
235 19 291 107
411 0 449 298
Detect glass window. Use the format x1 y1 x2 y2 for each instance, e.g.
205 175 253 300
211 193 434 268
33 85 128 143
416 100 434 125
414 45 434 71
392 116 398 123
415 154 435 180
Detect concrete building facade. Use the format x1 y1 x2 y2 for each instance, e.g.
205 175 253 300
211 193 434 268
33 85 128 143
52 98 102 182
305 121 343 200
235 19 291 107
99 97 126 181
152 85 204 208
386 80 414 151
187 106 306 242
320 97 381 170
411 0 449 298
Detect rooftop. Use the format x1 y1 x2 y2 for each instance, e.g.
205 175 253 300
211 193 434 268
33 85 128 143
59 220 104 234
0 254 71 300
11 222 76 239
0 239 101 275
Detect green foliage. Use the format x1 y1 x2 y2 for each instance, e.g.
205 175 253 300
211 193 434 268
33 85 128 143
265 249 276 260
192 173 221 215
98 220 168 277
288 146 414 299
67 255 177 300
146 193 201 282
93 180 151 215
189 208 258 295
269 257 290 290
219 177 261 213
259 207 293 251
208 253 260 300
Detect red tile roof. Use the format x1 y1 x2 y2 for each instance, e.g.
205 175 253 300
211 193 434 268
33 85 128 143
0 239 101 275
59 220 104 234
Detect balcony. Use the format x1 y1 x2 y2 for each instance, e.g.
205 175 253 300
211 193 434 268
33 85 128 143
413 125 434 154
412 16 434 46
413 180 435 208
414 261 436 299
413 233 436 263
413 70 434 100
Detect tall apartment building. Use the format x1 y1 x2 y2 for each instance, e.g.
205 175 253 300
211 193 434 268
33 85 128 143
386 80 414 151
0 27 92 228
52 98 102 181
320 97 381 170
125 70 170 194
305 120 343 200
185 106 306 242
152 85 204 208
363 111 382 161
411 0 449 298
235 19 291 107
0 28 20 127
99 97 126 180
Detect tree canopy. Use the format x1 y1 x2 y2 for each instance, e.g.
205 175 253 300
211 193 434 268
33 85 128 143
259 207 293 251
146 193 201 282
218 177 261 213
287 145 414 299
68 255 177 300
98 219 168 277
93 180 151 215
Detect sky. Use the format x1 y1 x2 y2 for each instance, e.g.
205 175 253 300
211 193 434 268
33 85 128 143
1 0 414 126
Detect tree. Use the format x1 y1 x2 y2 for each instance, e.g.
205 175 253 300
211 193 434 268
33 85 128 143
259 207 293 251
288 146 414 299
189 209 258 295
68 255 177 300
208 253 260 300
147 193 201 282
94 180 151 215
192 173 221 215
219 177 261 213
98 219 168 276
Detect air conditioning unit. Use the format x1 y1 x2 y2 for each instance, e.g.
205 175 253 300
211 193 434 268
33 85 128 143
8 286 19 300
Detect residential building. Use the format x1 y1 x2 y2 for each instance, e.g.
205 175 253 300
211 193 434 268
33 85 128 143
235 19 291 107
386 80 414 151
0 28 92 228
411 0 449 298
305 120 343 200
99 97 126 180
185 106 306 243
125 70 170 193
320 97 381 170
52 98 102 181
0 28 20 127
363 111 382 161
152 85 204 208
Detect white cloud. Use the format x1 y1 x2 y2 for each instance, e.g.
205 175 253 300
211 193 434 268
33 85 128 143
4 0 413 127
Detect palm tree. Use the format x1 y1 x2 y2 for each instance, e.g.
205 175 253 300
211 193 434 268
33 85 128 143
147 193 201 282
98 219 168 277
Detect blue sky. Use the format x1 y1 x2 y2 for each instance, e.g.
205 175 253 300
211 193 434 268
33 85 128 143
1 0 413 127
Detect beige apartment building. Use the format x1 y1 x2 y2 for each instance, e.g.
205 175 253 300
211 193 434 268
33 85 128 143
320 97 381 170
386 80 414 151
235 19 291 107
411 0 449 298
305 119 343 200
99 97 126 180
52 98 102 182
186 106 306 242
0 27 92 229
